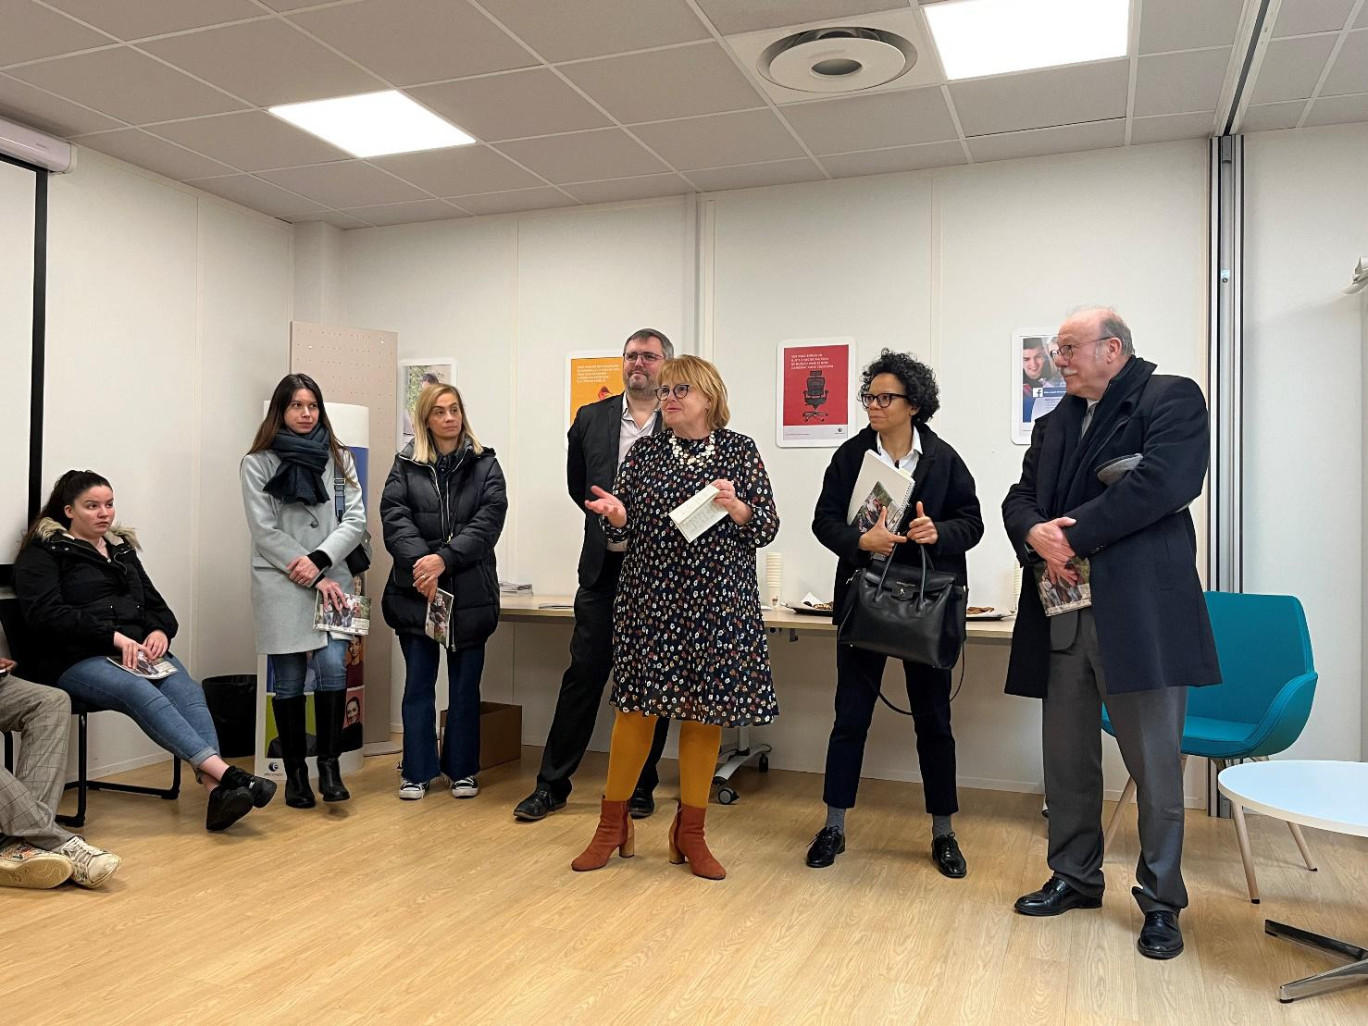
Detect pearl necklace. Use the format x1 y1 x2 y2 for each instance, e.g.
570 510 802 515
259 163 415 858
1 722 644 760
670 431 715 467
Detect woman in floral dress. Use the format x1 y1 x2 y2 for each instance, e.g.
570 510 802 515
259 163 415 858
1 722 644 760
572 355 779 880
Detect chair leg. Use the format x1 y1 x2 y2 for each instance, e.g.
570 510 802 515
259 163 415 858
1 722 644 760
1230 799 1260 904
58 711 89 829
1287 821 1318 872
1104 776 1137 851
3 730 13 773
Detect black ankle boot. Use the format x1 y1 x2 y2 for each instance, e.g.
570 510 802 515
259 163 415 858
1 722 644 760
313 690 351 803
272 695 315 809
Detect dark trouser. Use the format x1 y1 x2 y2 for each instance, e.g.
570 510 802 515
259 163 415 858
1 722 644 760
536 551 668 802
1043 608 1189 913
822 644 958 815
399 635 485 784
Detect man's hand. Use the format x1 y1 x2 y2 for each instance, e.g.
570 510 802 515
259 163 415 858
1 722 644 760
586 485 627 528
906 501 938 546
1027 517 1079 585
858 507 907 557
0 656 14 674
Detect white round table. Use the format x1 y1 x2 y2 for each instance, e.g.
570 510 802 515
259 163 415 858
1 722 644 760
1218 760 1368 1004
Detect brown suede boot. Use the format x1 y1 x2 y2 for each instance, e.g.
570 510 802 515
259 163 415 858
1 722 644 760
668 802 726 880
571 799 635 872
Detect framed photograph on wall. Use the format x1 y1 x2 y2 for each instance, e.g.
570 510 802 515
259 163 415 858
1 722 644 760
397 357 456 449
776 337 856 448
1013 329 1064 445
565 350 623 435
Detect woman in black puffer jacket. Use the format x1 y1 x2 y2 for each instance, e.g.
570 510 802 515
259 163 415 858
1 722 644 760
381 384 507 801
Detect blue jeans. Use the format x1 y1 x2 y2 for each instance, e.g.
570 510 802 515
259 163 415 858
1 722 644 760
55 654 218 769
399 635 484 784
269 638 350 699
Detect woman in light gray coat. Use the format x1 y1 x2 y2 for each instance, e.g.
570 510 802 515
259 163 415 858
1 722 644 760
241 373 366 808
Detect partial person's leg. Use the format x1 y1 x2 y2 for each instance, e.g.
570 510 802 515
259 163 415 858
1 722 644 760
669 719 726 880
399 634 442 785
310 639 352 802
634 715 671 799
0 680 73 852
822 645 886 817
903 661 959 821
571 709 656 871
269 653 314 808
441 645 485 786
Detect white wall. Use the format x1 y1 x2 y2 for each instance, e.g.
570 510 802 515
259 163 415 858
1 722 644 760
1244 122 1368 763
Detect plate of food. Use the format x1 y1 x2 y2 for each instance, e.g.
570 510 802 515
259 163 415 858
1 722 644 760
966 606 1011 621
785 594 835 617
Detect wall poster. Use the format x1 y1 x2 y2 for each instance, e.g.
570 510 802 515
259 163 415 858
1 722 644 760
1014 329 1064 445
776 337 855 448
398 357 456 449
566 350 623 433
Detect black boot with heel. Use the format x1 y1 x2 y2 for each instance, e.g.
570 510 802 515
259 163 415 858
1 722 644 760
272 694 316 809
314 689 351 803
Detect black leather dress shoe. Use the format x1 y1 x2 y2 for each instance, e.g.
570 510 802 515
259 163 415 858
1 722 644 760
806 826 846 868
1013 876 1103 917
513 788 566 822
932 832 967 878
1137 910 1184 959
629 787 656 819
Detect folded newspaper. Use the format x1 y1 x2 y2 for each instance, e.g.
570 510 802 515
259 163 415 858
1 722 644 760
1034 557 1092 616
426 588 454 647
313 592 370 636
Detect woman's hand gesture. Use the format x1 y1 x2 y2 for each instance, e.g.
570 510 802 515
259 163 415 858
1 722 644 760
112 631 142 670
586 485 627 528
857 507 907 557
710 478 753 525
906 502 938 546
142 630 170 660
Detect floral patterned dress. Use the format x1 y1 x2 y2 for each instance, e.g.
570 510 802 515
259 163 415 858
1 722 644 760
603 428 780 727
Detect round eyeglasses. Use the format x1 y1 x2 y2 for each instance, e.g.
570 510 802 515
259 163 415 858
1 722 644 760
654 383 692 401
858 391 909 409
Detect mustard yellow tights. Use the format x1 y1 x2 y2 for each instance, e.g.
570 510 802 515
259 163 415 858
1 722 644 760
604 710 723 808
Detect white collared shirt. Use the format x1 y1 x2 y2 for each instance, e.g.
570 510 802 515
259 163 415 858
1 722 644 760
873 427 922 479
607 397 658 552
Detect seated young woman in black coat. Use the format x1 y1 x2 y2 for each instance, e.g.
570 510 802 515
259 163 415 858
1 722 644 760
381 384 507 801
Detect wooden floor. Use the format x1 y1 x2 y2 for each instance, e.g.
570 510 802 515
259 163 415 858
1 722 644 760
4 748 1367 1026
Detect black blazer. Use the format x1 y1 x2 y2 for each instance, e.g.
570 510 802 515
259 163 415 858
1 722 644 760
567 394 662 588
1002 357 1221 698
813 425 984 613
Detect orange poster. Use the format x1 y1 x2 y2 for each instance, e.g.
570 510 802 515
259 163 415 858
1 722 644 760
566 351 623 431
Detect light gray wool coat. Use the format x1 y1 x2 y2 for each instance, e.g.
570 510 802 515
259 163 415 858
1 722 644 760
240 449 366 655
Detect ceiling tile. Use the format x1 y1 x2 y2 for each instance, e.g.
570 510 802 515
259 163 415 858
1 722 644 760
495 129 668 184
686 158 825 191
186 173 325 218
0 71 123 135
409 69 610 142
1249 34 1338 103
254 0 321 10
1273 0 1358 37
371 145 545 195
0 0 112 66
966 119 1126 162
1240 101 1306 131
781 86 956 154
453 187 576 215
1321 31 1368 96
562 174 692 204
821 140 965 177
290 0 535 87
1138 0 1242 54
75 127 236 179
950 60 1129 136
341 199 469 226
1361 4 1368 28
1134 48 1232 117
1303 91 1368 127
140 19 384 107
43 0 264 40
259 160 430 207
695 0 901 35
1128 111 1216 144
632 110 804 169
292 210 372 229
559 43 764 124
147 111 349 171
479 0 710 62
7 47 246 123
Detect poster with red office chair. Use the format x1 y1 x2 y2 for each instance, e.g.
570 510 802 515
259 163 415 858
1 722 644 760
776 337 856 448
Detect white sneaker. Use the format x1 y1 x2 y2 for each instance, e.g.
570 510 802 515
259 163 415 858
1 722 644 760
450 776 479 799
57 836 122 888
399 779 428 800
0 840 73 889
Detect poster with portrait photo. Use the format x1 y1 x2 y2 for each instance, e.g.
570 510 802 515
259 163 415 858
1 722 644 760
776 338 856 448
1013 330 1065 445
398 358 455 448
565 350 624 435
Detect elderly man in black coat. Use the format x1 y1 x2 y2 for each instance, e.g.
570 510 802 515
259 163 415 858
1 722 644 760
1002 307 1220 961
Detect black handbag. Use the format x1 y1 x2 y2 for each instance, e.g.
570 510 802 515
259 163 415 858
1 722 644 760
837 545 967 669
334 471 372 576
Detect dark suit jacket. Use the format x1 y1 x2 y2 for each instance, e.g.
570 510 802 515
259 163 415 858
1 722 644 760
1002 357 1221 698
568 394 662 588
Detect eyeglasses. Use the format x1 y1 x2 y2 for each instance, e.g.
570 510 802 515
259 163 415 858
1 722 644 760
859 391 909 409
287 401 320 414
1048 336 1112 362
654 383 692 401
624 351 664 365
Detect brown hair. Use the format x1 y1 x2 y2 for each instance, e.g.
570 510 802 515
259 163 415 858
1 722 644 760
247 374 352 480
411 384 483 464
659 355 730 431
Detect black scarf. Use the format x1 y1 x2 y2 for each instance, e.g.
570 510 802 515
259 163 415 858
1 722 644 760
263 424 331 504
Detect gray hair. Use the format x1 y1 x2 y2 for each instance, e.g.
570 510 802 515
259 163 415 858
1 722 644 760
1068 305 1134 357
623 328 674 360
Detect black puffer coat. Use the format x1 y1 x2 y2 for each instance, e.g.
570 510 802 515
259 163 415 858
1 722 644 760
13 519 179 685
380 441 507 649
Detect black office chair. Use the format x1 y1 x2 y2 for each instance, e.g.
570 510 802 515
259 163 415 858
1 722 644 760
0 597 180 828
802 369 829 422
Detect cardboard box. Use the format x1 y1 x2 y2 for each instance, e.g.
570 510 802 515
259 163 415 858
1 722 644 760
440 702 522 770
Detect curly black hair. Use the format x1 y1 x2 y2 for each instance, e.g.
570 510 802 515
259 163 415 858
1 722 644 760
859 349 939 426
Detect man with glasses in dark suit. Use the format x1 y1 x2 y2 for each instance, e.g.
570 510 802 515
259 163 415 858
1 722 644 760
514 329 674 822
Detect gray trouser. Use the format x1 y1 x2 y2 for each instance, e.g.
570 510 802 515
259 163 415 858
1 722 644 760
0 678 74 851
1043 608 1188 913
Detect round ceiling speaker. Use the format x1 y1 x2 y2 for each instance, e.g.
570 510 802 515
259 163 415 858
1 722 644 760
760 28 916 94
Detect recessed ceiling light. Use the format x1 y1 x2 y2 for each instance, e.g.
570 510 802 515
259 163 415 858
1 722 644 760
924 0 1130 80
268 91 475 158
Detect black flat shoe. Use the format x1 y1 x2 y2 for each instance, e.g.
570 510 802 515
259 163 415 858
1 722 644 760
205 784 254 832
932 832 967 878
514 788 566 822
1137 910 1184 959
629 787 656 819
220 766 277 809
1014 876 1103 917
806 826 846 868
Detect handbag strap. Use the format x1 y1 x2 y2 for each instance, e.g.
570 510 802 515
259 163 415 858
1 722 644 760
333 470 345 528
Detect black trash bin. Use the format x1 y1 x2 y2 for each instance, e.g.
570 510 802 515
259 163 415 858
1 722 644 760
202 674 257 758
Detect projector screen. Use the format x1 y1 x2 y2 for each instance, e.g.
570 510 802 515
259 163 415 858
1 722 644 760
0 156 43 587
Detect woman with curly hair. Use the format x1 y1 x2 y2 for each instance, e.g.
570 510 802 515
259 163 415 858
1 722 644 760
807 351 983 877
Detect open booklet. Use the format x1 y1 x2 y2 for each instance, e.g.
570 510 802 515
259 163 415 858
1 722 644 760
847 449 915 532
106 652 178 680
669 484 729 544
313 592 371 636
426 588 454 646
1034 557 1092 616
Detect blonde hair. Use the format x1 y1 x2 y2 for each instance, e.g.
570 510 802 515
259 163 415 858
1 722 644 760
660 355 730 431
411 384 483 464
